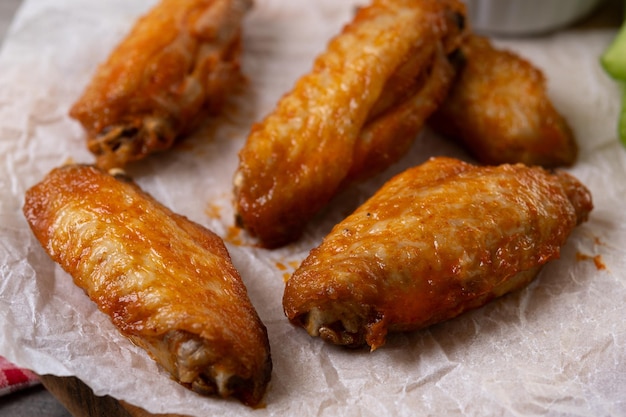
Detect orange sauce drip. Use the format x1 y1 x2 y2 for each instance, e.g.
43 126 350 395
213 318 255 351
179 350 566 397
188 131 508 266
576 252 606 271
225 225 244 246
205 202 222 220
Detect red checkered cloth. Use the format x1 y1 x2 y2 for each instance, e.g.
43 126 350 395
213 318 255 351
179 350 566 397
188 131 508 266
0 356 40 396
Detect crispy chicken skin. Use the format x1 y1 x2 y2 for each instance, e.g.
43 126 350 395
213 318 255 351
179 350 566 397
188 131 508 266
283 157 592 351
429 35 578 167
233 0 467 248
69 0 252 170
23 165 271 407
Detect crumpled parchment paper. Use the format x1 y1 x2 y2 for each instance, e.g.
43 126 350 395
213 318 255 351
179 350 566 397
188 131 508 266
1 0 625 416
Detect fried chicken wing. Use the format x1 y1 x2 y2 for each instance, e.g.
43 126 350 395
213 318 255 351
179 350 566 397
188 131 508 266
429 35 578 167
283 157 592 351
344 43 459 185
70 0 252 170
23 164 271 407
233 0 467 248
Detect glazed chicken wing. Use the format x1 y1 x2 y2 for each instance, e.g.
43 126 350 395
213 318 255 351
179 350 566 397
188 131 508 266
70 0 252 170
23 165 271 407
233 0 467 248
429 35 578 167
283 157 592 351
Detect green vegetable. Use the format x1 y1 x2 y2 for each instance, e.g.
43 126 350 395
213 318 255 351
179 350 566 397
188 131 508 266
601 19 626 81
617 86 626 146
601 7 626 146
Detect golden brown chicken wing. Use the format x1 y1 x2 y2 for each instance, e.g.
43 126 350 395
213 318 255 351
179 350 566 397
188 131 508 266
283 157 592 351
429 35 578 167
233 0 467 248
70 0 252 170
23 164 271 407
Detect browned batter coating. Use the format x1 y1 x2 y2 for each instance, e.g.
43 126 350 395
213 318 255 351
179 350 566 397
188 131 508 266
430 35 578 167
70 0 252 170
23 164 271 407
233 0 467 248
283 157 592 351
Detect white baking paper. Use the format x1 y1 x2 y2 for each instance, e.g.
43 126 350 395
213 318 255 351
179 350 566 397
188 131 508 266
1 0 625 416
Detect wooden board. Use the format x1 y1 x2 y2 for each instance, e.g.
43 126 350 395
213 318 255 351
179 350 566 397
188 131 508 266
39 375 189 417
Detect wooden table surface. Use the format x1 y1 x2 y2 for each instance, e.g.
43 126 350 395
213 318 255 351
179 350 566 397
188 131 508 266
1 0 623 416
38 376 187 417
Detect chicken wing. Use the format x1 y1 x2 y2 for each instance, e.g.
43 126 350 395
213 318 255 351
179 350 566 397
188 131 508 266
283 157 592 350
233 0 467 248
429 35 578 167
70 0 252 170
23 164 271 407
